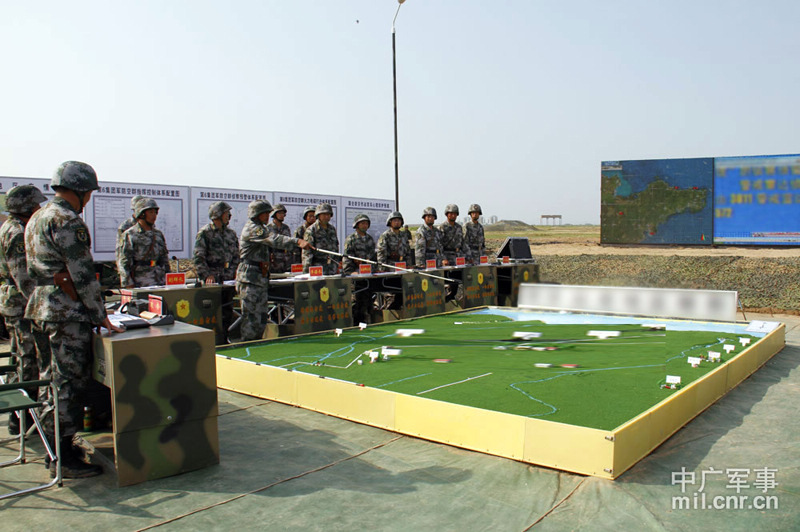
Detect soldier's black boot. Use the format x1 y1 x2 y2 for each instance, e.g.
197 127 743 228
49 437 102 479
7 413 20 436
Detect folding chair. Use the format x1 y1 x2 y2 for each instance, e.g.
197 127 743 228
0 378 62 499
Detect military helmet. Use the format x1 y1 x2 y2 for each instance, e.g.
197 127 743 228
421 207 437 219
134 198 159 219
352 214 371 229
468 203 482 215
51 161 100 193
248 199 273 221
271 203 287 217
208 201 232 220
444 203 459 215
302 205 316 220
386 211 404 227
130 195 144 209
5 185 47 215
315 203 333 216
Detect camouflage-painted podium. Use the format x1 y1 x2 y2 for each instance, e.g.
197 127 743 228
268 276 353 336
125 285 232 345
444 265 498 309
497 263 540 307
93 322 219 486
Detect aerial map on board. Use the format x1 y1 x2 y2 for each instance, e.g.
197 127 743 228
601 158 713 244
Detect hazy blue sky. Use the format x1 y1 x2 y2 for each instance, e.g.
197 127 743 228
3 1 799 224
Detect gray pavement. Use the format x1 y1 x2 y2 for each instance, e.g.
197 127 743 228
1 312 798 531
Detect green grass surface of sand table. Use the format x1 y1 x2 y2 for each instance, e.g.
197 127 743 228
218 309 762 430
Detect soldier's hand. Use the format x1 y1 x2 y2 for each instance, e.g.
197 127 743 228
297 239 313 250
442 259 450 266
205 275 216 285
100 317 126 334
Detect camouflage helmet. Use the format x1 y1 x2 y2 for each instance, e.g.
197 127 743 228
421 207 437 219
315 203 333 216
130 195 144 209
248 199 273 221
208 201 232 220
444 203 459 215
468 203 482 215
302 205 316 220
271 203 287 217
386 211 404 227
134 198 159 219
5 185 47 215
51 161 100 193
352 214 371 229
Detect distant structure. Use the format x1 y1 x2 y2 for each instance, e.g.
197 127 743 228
489 215 498 224
540 214 562 225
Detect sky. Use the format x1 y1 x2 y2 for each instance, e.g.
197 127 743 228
2 1 799 225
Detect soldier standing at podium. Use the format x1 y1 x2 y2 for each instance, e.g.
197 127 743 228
236 200 310 341
439 203 470 264
26 161 124 478
194 201 239 284
267 204 292 273
343 214 377 324
118 198 170 288
463 203 485 263
292 206 315 267
415 207 446 267
302 203 339 275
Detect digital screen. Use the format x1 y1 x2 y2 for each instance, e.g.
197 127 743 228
601 158 713 245
713 155 800 245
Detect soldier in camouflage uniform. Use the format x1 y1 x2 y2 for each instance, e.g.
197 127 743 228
463 203 485 263
236 199 310 341
0 185 48 435
25 161 124 478
415 207 446 267
118 198 170 287
194 201 239 284
377 211 412 310
344 214 377 324
267 203 292 273
115 195 143 264
292 206 315 267
439 203 471 264
377 211 411 270
302 203 340 275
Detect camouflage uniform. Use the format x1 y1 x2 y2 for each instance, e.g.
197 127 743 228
115 195 143 265
377 212 412 270
236 200 300 341
302 205 339 275
0 186 48 419
415 222 444 268
25 162 108 443
292 206 315 266
344 215 377 323
267 220 293 273
118 223 170 287
439 221 470 263
194 223 239 282
464 203 485 262
463 220 485 261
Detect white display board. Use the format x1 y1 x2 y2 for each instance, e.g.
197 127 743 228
0 177 54 225
190 187 272 241
83 182 191 261
272 191 342 251
341 196 396 244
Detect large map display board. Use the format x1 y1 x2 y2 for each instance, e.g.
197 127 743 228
83 183 191 262
713 155 800 245
601 158 713 245
341 196 396 244
190 187 272 241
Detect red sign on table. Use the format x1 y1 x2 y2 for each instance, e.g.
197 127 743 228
120 289 133 305
291 264 303 273
480 256 488 264
309 266 324 277
502 256 510 264
166 272 186 286
456 257 466 266
426 259 437 270
395 262 406 270
359 264 372 275
148 295 164 315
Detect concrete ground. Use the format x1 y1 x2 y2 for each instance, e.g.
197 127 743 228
1 312 798 531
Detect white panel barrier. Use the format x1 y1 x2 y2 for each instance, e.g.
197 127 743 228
518 283 738 322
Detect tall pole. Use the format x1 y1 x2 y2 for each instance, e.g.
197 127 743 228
392 0 405 211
